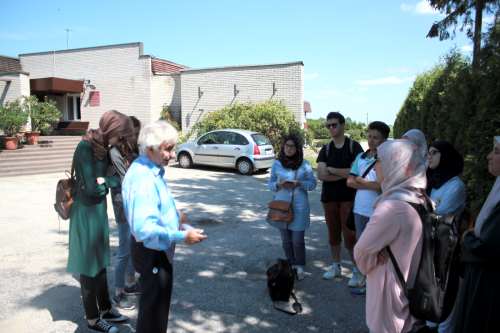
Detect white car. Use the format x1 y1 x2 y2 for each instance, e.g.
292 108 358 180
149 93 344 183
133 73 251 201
176 129 275 175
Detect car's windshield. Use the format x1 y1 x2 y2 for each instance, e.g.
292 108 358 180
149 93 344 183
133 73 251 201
251 133 271 146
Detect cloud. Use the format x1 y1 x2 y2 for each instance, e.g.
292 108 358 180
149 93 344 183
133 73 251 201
304 72 319 80
400 3 413 12
460 44 473 53
308 88 342 100
415 0 439 15
356 76 415 86
400 1 440 15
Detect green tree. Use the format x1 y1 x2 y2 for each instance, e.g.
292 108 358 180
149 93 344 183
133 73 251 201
306 118 329 139
189 101 304 151
427 0 499 72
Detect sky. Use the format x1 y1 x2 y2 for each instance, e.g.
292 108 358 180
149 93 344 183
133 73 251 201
1 0 491 125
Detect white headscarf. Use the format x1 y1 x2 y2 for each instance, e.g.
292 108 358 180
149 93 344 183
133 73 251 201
375 139 427 207
474 137 500 236
402 129 428 164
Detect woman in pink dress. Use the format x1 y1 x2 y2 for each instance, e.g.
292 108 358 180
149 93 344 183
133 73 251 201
354 140 427 333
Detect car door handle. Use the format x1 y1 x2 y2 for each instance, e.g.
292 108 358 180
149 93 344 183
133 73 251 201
213 146 218 149
234 147 240 150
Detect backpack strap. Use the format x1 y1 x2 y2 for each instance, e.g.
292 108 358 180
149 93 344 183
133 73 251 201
386 246 409 298
360 160 376 178
272 291 303 315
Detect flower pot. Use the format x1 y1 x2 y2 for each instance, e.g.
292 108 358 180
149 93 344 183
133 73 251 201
26 131 40 145
2 136 18 150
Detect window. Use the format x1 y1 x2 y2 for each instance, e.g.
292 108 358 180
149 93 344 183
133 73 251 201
198 132 221 145
67 94 81 120
251 133 271 146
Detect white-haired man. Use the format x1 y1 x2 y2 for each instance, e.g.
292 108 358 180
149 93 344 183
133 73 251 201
122 120 206 333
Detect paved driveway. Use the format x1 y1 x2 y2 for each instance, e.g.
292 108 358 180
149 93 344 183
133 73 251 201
0 165 367 333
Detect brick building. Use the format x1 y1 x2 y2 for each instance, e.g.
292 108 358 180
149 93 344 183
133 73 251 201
0 42 308 131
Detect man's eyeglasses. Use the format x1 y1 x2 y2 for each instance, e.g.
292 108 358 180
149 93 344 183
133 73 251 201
325 123 339 129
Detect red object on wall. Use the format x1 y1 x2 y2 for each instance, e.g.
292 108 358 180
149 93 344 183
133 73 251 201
89 91 100 107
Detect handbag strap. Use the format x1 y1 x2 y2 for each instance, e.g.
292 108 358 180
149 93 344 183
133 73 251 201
272 291 303 315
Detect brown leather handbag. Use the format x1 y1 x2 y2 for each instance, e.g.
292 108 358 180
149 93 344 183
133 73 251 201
267 200 293 223
267 171 297 223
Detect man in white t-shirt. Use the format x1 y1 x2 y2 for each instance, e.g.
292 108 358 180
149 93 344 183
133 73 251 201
346 121 390 289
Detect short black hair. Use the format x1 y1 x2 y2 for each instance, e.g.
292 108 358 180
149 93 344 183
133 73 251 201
326 112 345 124
368 121 390 139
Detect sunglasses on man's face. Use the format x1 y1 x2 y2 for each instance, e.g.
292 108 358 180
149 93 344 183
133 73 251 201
325 123 340 129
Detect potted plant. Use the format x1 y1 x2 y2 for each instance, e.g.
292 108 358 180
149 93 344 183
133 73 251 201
0 100 29 150
26 96 61 144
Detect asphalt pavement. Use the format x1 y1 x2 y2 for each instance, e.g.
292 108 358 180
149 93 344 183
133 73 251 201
0 164 367 333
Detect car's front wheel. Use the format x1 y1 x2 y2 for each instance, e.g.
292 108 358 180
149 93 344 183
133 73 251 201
178 152 193 169
236 158 253 175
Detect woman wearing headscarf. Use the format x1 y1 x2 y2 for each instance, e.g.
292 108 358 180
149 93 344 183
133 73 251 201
454 136 500 333
425 141 466 333
402 129 428 165
68 110 134 333
427 140 466 216
109 116 141 310
354 140 427 333
268 134 316 280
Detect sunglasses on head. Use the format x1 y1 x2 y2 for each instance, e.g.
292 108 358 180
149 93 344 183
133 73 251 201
325 123 339 129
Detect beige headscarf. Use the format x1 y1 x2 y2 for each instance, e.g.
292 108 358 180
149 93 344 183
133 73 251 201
375 139 427 207
474 136 500 236
83 110 134 160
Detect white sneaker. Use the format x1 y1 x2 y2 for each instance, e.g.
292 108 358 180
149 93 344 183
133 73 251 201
323 263 342 280
294 266 305 281
348 269 366 288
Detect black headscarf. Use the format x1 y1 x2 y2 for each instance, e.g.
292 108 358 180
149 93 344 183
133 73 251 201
426 140 464 191
278 134 303 170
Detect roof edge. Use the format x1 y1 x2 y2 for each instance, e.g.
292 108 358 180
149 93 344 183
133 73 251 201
181 61 304 73
0 71 30 76
0 54 20 60
19 42 143 57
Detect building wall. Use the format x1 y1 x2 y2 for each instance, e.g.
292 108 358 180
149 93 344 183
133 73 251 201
150 73 181 124
0 73 30 105
180 62 304 131
19 43 153 128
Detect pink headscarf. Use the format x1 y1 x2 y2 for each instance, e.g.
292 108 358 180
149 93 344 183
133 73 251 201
375 139 427 207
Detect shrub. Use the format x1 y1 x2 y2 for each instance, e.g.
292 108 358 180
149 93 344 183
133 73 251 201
0 99 29 136
26 96 62 133
189 101 306 151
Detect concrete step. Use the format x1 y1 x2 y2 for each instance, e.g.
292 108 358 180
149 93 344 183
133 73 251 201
0 160 72 177
0 148 75 161
0 166 71 177
0 156 73 169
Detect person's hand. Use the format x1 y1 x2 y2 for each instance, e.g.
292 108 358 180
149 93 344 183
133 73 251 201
377 249 388 265
185 229 207 244
96 177 106 185
280 181 296 189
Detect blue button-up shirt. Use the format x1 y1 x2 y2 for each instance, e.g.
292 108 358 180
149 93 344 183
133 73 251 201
122 155 186 260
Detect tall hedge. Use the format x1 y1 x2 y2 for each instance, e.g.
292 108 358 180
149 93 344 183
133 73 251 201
394 23 500 213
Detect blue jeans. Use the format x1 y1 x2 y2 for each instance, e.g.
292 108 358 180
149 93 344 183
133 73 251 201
279 229 306 266
354 213 370 240
111 190 135 289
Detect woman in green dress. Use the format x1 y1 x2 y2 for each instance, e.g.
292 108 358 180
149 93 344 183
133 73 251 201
68 110 134 333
